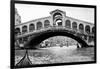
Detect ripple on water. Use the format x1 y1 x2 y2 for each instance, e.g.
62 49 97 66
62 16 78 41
15 47 95 65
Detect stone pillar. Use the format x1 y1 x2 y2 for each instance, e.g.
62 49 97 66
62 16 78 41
25 24 29 33
42 21 44 29
62 15 65 27
20 26 22 35
34 23 37 30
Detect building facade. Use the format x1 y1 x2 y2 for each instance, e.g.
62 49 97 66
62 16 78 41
15 8 21 25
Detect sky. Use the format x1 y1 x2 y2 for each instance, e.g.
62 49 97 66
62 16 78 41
15 3 94 24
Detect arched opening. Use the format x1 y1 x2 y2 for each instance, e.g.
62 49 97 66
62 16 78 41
53 12 62 26
92 27 95 34
85 25 90 34
79 23 84 33
25 29 88 48
53 12 62 20
37 22 42 30
44 20 50 28
65 20 71 28
55 19 62 26
29 23 35 32
15 27 21 36
39 36 77 48
22 25 27 34
72 22 77 31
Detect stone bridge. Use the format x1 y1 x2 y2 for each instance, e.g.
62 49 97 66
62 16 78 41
15 9 95 48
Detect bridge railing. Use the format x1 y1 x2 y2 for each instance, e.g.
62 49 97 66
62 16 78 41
15 26 73 38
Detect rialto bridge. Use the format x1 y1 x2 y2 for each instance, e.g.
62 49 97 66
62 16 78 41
15 9 95 49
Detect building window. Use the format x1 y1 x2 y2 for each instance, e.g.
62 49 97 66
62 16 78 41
22 25 27 34
44 20 50 28
65 20 71 28
37 22 42 30
79 23 84 33
29 23 35 32
72 22 77 31
85 25 90 34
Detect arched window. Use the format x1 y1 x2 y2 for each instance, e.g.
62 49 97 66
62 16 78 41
44 20 50 28
79 23 84 33
72 22 77 30
65 20 71 28
29 23 35 32
22 25 27 34
85 25 90 34
37 22 42 30
15 27 21 35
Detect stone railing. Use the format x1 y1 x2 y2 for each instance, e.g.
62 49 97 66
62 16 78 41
15 26 94 39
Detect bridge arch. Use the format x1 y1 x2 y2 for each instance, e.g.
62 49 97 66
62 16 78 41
25 29 88 48
53 12 63 26
22 25 27 34
55 19 62 26
65 20 71 28
29 23 35 32
79 23 84 33
15 27 21 35
44 20 50 28
53 12 62 20
72 22 77 31
85 25 90 34
36 21 42 30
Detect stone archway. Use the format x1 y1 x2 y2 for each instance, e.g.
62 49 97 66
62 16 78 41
55 19 62 26
85 25 90 34
25 29 88 48
15 27 21 35
72 22 77 31
79 23 84 33
37 22 42 30
65 20 71 28
22 25 27 34
44 20 50 28
29 23 35 32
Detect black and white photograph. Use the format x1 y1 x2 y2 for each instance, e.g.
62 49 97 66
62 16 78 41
11 0 96 68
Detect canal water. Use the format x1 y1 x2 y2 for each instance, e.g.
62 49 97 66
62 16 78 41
15 46 94 65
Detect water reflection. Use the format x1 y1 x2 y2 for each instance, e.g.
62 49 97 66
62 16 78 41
15 47 94 65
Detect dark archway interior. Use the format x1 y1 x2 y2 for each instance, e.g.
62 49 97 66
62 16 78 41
25 30 88 49
53 12 62 20
55 19 62 26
